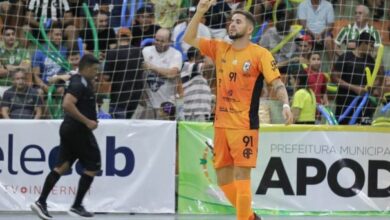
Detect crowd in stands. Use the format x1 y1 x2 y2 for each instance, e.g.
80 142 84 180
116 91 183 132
0 0 388 125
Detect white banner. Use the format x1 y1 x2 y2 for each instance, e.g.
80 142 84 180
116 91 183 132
253 126 390 212
0 120 176 213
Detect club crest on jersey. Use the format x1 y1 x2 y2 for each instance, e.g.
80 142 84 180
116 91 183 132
242 61 251 73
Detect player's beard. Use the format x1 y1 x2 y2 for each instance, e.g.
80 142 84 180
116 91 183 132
228 31 245 40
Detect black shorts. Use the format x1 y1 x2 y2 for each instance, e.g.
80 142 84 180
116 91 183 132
56 123 101 172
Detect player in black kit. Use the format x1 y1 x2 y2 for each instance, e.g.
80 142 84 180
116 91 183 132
31 54 101 219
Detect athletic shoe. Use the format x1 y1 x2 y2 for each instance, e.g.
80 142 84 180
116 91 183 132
68 205 94 218
30 201 53 220
253 212 262 220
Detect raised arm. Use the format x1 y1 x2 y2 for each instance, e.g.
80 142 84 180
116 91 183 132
183 0 215 48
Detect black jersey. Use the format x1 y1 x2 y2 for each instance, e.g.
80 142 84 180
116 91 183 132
63 74 97 128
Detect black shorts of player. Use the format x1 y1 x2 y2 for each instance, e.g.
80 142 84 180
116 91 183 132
56 123 101 172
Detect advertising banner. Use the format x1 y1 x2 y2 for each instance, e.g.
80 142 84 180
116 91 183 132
0 120 176 213
178 122 390 215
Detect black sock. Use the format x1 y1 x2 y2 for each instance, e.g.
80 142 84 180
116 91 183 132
73 173 94 208
38 171 61 204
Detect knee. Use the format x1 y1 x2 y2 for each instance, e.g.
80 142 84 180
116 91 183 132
234 167 251 180
54 166 69 175
84 170 99 177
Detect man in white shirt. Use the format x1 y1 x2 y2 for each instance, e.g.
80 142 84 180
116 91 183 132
134 28 183 119
298 0 334 59
334 4 381 56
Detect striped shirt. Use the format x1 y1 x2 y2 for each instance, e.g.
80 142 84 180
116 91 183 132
28 0 70 22
181 62 212 118
335 23 381 47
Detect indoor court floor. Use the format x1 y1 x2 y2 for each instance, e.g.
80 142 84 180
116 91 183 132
0 213 388 220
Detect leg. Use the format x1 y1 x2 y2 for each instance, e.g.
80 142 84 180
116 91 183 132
69 170 98 218
214 128 237 207
234 167 255 220
31 162 71 220
216 165 236 207
39 161 71 204
70 132 101 218
225 129 259 220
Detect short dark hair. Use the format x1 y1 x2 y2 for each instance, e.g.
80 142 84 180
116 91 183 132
79 54 99 71
231 10 256 28
295 71 309 90
3 26 16 34
67 43 81 57
308 51 322 59
137 5 153 15
357 32 375 47
11 69 26 79
49 22 63 31
187 47 199 60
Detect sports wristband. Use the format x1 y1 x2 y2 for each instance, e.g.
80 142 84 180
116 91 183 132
283 104 290 109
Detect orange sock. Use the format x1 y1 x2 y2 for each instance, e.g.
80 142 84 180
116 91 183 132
220 182 237 207
235 180 253 220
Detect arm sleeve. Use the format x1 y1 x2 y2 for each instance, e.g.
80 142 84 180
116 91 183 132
292 89 306 109
334 26 347 45
169 50 183 70
199 38 218 62
31 51 43 68
259 49 281 84
327 5 335 24
1 91 12 108
297 3 306 20
66 78 84 100
372 29 382 47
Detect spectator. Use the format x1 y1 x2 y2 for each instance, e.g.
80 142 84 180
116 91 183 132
151 0 182 28
361 0 384 21
204 0 233 39
130 5 161 47
291 73 316 124
32 23 67 94
104 27 144 119
291 73 317 124
47 49 80 95
180 47 212 122
334 4 381 56
80 10 116 54
3 0 28 29
134 28 182 119
251 0 275 24
277 34 313 98
259 2 296 71
297 0 334 60
0 27 31 96
331 32 376 125
1 69 43 119
26 0 75 47
172 6 212 57
159 101 176 120
305 51 329 105
26 0 73 26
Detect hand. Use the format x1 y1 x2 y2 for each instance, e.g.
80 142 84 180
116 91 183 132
351 85 367 96
282 107 294 125
86 120 98 130
197 0 216 15
142 62 152 70
314 34 322 41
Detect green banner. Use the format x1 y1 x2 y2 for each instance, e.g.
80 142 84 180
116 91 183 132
178 122 235 214
178 122 390 216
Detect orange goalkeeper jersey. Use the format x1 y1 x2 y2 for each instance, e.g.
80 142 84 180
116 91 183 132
199 38 280 129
